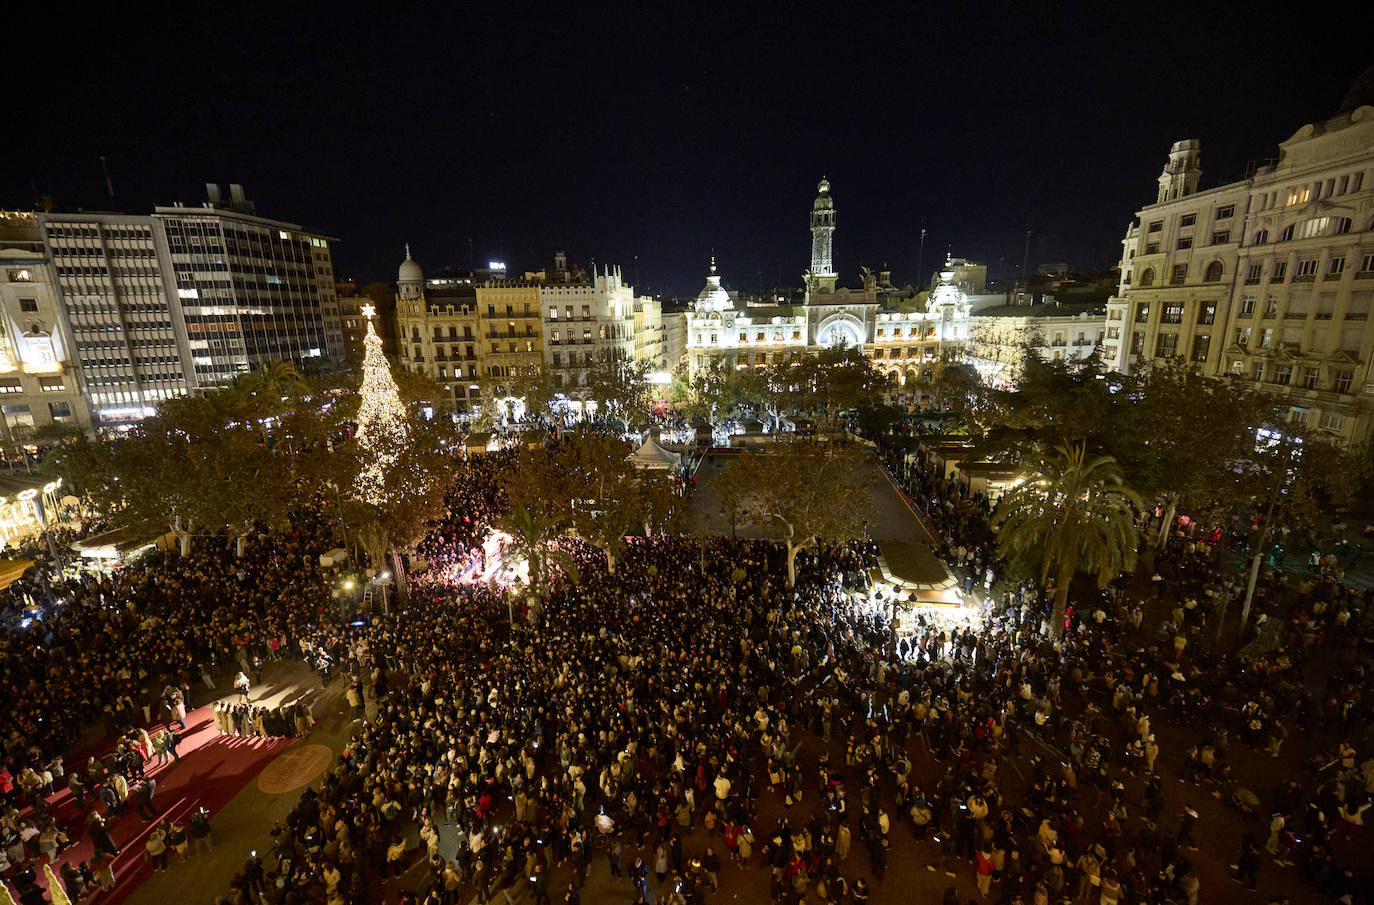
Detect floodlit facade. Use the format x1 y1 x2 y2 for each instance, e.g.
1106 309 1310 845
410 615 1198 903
1103 105 1374 444
0 212 92 448
394 248 484 414
686 180 973 395
964 304 1107 388
539 265 636 407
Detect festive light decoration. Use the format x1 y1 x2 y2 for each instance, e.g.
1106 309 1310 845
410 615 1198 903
354 311 410 505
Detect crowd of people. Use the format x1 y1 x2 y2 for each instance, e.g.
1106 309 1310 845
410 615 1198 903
3 440 1373 905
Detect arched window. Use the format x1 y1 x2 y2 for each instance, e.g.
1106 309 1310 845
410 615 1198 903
1334 217 1352 235
1203 261 1224 282
1253 229 1269 245
1138 267 1155 287
1279 224 1294 242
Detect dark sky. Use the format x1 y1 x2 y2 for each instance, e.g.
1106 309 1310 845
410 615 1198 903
7 4 1368 297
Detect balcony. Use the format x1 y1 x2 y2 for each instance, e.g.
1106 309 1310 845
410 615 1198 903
1347 313 1369 321
1322 273 1343 281
1244 277 1261 285
1293 274 1316 283
1283 312 1307 319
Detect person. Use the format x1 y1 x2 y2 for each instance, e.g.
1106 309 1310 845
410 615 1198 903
134 778 159 822
145 822 169 872
631 857 648 898
190 807 214 855
234 671 251 702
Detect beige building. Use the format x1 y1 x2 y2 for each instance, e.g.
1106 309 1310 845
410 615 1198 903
1103 102 1374 444
0 212 92 452
633 296 666 372
394 249 484 414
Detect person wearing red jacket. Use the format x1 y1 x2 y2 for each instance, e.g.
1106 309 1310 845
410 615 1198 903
975 844 995 898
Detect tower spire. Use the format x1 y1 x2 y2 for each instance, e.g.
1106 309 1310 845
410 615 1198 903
809 177 837 294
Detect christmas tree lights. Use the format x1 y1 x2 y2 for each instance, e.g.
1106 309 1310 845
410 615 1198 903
354 307 410 505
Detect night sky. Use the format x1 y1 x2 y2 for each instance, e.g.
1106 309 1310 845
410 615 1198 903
7 4 1367 297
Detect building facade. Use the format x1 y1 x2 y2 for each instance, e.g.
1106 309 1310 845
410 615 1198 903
38 212 198 424
963 303 1107 388
686 180 973 395
0 212 92 449
153 185 343 386
1103 105 1374 444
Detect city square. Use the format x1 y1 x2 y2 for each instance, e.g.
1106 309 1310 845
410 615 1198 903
2 7 1373 905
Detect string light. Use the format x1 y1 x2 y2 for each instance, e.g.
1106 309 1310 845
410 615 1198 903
354 312 409 505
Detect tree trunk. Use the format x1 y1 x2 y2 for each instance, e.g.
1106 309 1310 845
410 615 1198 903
786 541 800 588
1050 563 1073 641
1154 494 1178 550
236 534 248 558
604 547 616 574
388 546 409 605
172 516 193 557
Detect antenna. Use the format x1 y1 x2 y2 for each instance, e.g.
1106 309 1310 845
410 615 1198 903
917 224 927 290
99 156 115 201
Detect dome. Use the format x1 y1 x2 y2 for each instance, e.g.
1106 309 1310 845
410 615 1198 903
813 177 834 211
693 258 734 314
398 244 423 284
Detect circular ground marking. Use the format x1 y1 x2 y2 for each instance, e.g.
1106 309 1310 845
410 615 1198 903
257 744 334 795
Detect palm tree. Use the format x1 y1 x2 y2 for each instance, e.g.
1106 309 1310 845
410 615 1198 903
993 443 1141 640
230 360 312 440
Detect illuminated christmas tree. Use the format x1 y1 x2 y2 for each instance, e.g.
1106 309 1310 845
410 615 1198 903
354 305 410 505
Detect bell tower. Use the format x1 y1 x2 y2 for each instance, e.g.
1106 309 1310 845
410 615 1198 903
1157 140 1202 203
809 177 838 294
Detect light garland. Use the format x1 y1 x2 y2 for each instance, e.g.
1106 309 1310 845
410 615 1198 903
354 314 410 506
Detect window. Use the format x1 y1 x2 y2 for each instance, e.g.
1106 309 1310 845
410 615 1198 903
1235 327 1251 346
1192 336 1210 362
1203 261 1224 282
1334 217 1352 235
1170 264 1188 285
550 329 560 343
5 269 33 282
1179 213 1196 227
1211 231 1230 245
1302 367 1319 389
1259 328 1273 348
1129 332 1144 354
1328 256 1345 276
1176 236 1193 250
1296 258 1319 277
1246 264 1262 284
1216 205 1235 219
1265 298 1279 317
1154 333 1178 357
1197 304 1216 324
1252 361 1264 381
1252 229 1269 245
1138 267 1155 287
1134 303 1150 323
1320 412 1345 431
1363 254 1374 274
1148 220 1162 233
1279 224 1294 241
1333 369 1353 393
1162 303 1184 324
1144 242 1160 255
18 298 38 312
1272 261 1287 281
549 307 558 319
1289 407 1308 426
1274 364 1292 385
581 305 590 318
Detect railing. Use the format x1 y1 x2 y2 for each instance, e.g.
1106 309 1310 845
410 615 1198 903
1293 274 1316 283
1283 313 1307 319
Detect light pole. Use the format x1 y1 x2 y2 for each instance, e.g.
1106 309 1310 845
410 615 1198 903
1239 437 1294 632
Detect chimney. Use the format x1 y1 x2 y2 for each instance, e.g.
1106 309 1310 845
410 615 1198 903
206 183 222 204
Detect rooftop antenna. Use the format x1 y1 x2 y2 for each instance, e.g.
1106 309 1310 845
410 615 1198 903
1020 229 1032 298
99 156 114 201
917 224 927 289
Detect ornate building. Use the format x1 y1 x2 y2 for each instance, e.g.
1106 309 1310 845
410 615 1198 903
685 180 972 396
1101 98 1374 445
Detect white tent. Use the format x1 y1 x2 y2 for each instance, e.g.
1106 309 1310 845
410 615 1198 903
628 438 683 471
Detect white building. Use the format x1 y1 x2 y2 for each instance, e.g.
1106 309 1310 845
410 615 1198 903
1103 99 1374 444
686 179 972 396
541 264 638 405
963 302 1107 388
0 212 92 449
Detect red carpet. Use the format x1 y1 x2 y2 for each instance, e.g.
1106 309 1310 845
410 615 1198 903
13 704 295 905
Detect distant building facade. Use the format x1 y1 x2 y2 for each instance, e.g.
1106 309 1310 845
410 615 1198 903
686 180 974 398
1102 103 1374 444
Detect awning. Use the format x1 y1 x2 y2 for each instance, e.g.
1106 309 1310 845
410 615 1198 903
0 559 34 590
71 522 175 559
